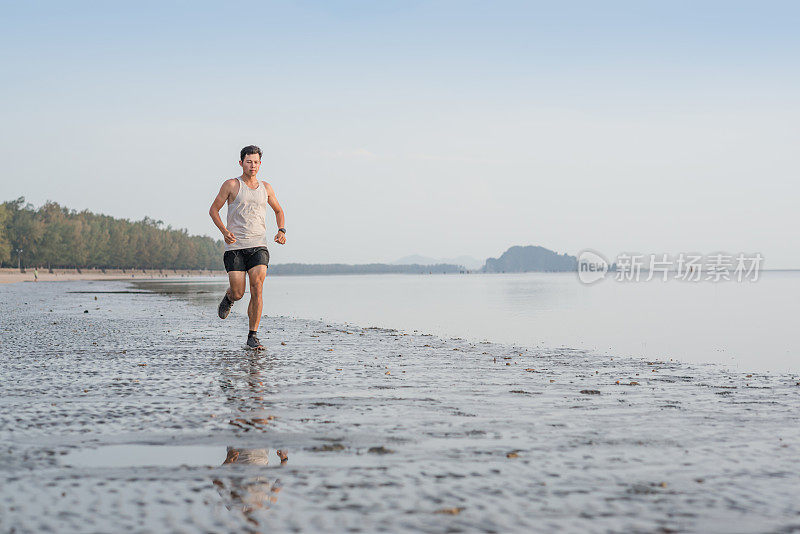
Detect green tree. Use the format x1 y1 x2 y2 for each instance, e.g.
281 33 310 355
0 202 11 263
0 197 224 270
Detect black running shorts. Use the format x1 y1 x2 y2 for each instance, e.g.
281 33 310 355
223 246 270 272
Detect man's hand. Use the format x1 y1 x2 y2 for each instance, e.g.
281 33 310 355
223 230 237 245
274 231 286 245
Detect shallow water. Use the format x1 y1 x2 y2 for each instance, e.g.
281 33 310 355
63 445 227 468
1 280 799 532
135 271 800 372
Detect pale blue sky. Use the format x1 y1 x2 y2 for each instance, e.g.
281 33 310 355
1 1 798 266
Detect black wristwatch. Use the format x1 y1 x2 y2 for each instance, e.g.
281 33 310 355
278 228 286 234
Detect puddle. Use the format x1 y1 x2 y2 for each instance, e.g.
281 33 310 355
62 445 226 468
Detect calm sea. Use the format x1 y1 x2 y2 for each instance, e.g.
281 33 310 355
141 271 800 373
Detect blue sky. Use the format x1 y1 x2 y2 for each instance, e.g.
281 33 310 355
1 1 798 266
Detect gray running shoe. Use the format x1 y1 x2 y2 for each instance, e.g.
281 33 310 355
218 294 233 319
246 335 265 351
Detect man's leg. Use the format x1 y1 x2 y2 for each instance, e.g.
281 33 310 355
246 265 267 332
218 270 246 319
227 271 247 302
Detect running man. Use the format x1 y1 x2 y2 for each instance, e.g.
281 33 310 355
209 145 286 350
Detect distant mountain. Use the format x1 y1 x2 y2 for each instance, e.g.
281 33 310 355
482 245 577 273
392 254 484 270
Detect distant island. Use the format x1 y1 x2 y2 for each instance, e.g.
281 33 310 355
280 246 578 275
482 245 577 273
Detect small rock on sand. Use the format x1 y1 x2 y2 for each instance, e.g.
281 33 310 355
367 446 394 454
434 507 464 515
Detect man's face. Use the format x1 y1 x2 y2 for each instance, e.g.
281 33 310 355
240 154 261 176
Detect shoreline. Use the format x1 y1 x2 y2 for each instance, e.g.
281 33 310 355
0 267 225 284
4 267 797 285
130 272 800 374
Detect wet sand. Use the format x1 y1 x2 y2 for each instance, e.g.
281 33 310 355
0 268 224 284
1 280 799 533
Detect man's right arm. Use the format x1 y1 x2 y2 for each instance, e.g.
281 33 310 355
209 180 237 245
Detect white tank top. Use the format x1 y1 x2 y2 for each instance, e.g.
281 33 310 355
225 177 269 251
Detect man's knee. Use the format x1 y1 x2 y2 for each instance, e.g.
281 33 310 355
249 282 263 299
229 287 245 301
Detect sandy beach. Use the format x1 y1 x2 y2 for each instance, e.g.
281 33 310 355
0 267 225 284
1 280 799 533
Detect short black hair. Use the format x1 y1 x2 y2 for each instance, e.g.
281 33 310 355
240 145 263 161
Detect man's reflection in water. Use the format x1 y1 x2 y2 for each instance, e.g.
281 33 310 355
223 447 288 466
218 353 276 410
213 447 288 525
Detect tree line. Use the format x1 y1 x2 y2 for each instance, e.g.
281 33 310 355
267 263 463 275
0 198 223 270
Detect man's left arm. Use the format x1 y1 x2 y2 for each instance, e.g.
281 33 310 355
265 182 286 245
